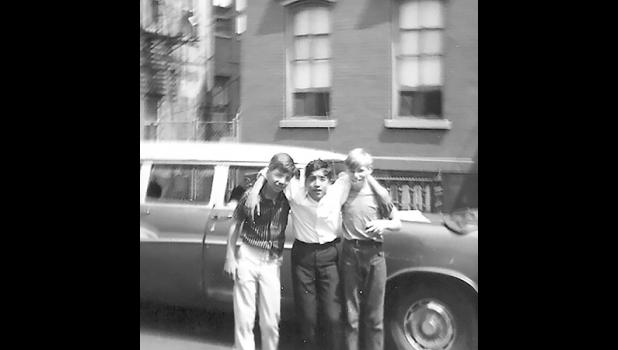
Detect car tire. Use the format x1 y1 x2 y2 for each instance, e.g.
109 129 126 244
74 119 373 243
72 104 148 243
386 278 477 350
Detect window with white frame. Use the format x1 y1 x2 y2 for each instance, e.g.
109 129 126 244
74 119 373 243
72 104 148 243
236 0 247 35
214 0 234 37
395 0 444 119
289 4 331 118
213 0 232 7
144 94 160 140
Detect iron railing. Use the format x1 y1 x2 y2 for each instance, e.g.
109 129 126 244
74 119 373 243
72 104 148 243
374 174 443 213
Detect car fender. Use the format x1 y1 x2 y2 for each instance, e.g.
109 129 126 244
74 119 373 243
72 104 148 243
387 266 478 294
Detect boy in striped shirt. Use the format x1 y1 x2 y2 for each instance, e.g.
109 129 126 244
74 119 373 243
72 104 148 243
223 153 296 350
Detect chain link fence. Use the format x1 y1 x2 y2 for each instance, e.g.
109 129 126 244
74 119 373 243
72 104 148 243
143 119 238 142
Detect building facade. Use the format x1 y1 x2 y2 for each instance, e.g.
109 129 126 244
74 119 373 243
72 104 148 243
210 0 245 141
238 0 477 212
140 0 215 141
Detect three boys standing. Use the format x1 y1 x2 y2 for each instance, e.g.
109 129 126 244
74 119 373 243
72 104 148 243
224 148 401 350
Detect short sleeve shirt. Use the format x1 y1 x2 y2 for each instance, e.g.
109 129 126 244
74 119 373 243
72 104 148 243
341 183 393 242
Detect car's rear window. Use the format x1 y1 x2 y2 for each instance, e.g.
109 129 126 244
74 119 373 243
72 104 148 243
146 164 215 205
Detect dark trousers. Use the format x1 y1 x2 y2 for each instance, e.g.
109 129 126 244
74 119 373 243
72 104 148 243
291 239 343 350
341 239 387 350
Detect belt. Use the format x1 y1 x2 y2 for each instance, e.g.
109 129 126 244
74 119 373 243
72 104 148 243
295 237 340 247
344 239 383 247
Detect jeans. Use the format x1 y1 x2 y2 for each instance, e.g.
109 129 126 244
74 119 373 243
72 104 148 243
291 239 343 350
233 244 282 350
341 239 387 350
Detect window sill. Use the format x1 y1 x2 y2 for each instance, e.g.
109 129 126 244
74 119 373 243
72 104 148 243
279 119 337 128
278 0 337 6
384 118 452 130
215 33 234 39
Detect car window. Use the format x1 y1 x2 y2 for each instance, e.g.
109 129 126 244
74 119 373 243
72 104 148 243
147 164 215 205
225 166 263 205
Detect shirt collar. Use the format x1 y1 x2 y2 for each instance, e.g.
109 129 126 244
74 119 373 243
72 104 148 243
304 191 319 205
259 187 286 205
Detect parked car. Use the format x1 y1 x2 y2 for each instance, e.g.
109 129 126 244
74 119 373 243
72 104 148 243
140 141 478 350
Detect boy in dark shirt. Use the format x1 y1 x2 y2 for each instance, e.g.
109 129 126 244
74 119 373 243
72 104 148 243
223 153 296 350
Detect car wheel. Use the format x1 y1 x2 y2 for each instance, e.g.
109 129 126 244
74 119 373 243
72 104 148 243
386 279 477 350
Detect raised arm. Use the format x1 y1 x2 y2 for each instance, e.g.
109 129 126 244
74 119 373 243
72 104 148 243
316 172 351 219
367 175 391 206
285 170 303 201
365 205 402 236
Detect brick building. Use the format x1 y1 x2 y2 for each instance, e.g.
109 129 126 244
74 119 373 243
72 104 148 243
238 0 477 212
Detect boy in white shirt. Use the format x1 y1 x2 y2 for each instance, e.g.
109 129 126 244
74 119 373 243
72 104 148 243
317 148 401 350
245 159 343 350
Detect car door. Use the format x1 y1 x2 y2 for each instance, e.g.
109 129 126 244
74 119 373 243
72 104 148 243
140 162 217 307
201 164 263 306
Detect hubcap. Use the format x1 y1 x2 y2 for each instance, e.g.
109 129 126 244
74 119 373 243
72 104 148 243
403 299 455 350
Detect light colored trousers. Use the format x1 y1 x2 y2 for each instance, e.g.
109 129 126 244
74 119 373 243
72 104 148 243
233 244 282 350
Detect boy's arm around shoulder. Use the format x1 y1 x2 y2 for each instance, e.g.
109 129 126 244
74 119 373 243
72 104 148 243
244 167 268 221
367 175 391 206
368 174 401 230
385 205 402 231
364 206 401 235
364 176 401 235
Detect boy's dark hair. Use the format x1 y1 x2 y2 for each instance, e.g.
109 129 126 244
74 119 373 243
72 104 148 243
268 153 296 176
305 159 333 182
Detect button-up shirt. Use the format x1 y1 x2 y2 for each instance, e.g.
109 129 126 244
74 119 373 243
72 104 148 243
234 190 290 258
284 177 341 244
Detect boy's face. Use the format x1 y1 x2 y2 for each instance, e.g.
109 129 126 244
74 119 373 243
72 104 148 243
305 168 330 201
347 164 372 191
266 168 293 193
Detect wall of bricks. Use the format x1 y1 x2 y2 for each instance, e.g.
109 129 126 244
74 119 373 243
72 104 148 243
241 0 477 166
240 0 477 211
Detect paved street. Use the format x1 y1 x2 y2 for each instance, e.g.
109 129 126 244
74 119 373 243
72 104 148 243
140 302 301 350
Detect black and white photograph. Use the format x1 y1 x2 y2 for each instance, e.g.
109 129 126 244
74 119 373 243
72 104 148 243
140 0 477 349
